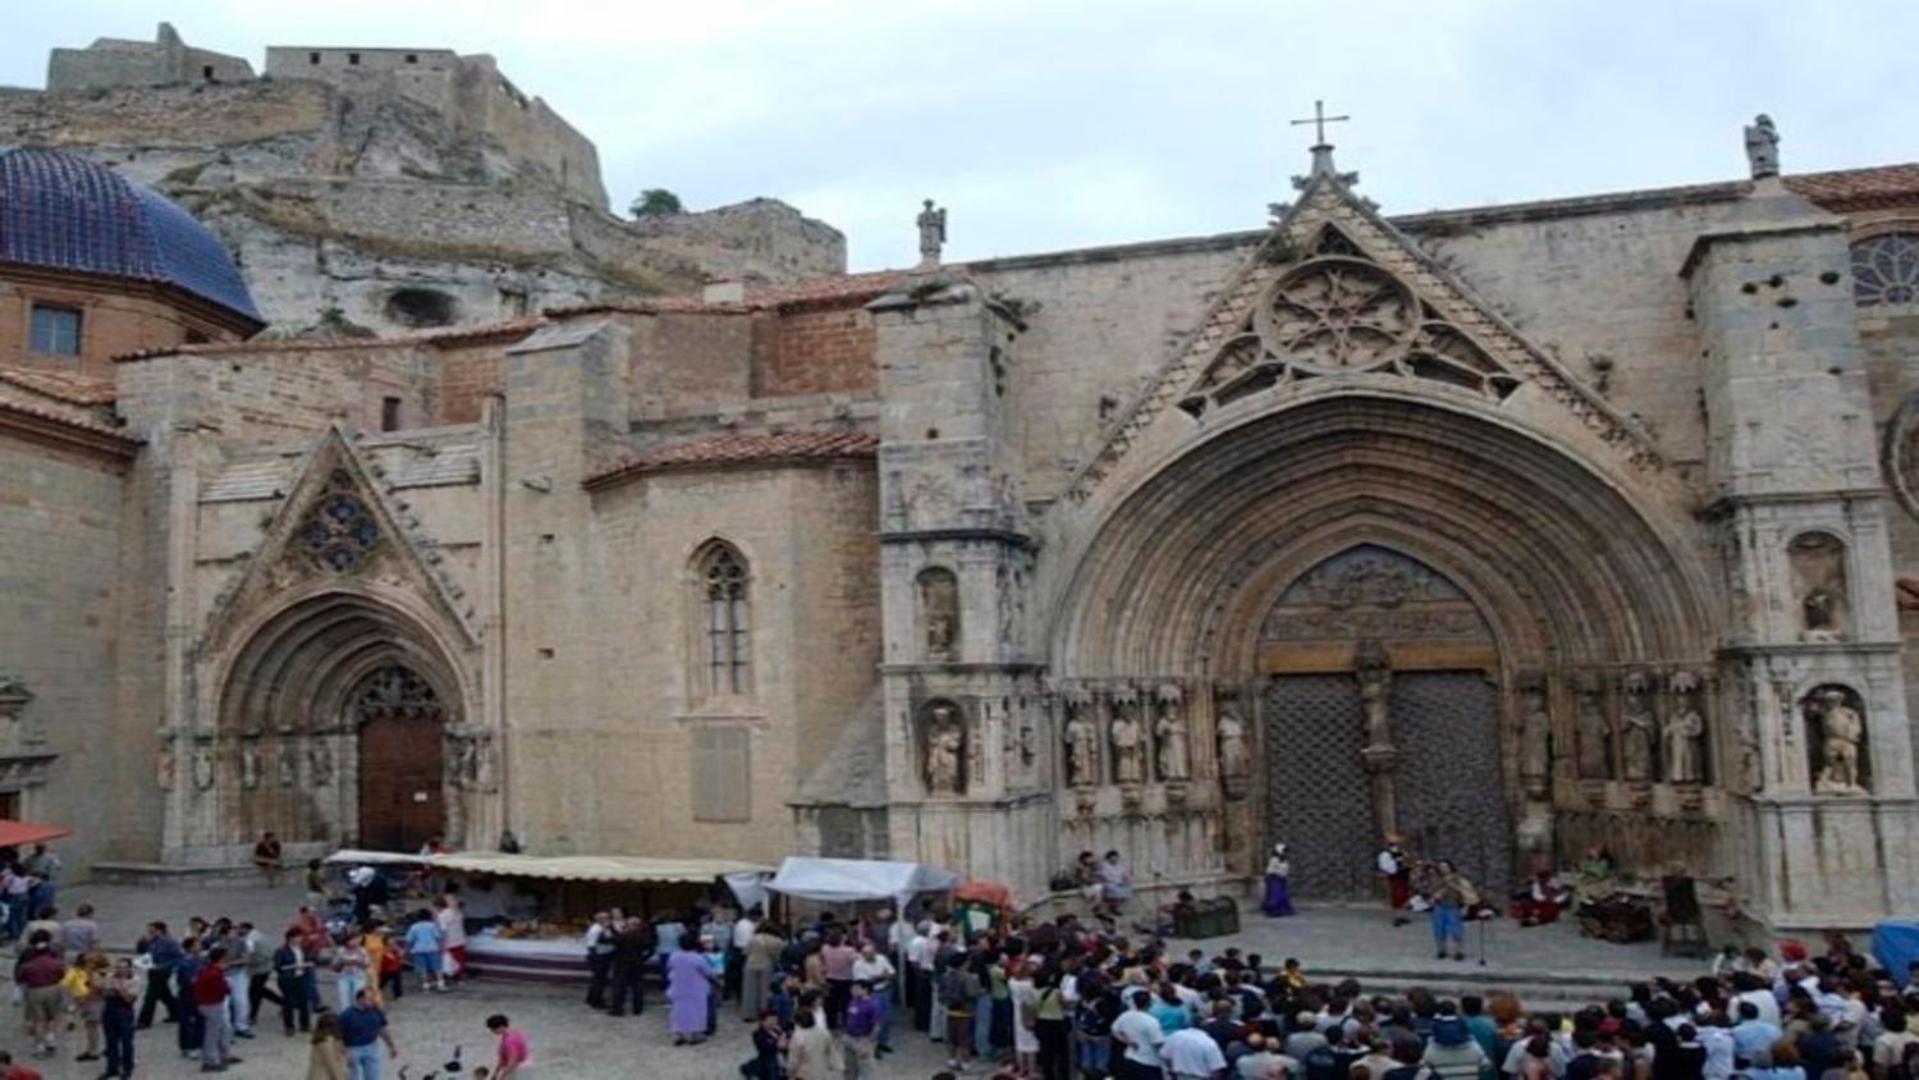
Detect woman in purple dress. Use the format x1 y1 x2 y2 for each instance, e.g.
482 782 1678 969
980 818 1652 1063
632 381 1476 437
665 938 717 1045
1262 843 1296 917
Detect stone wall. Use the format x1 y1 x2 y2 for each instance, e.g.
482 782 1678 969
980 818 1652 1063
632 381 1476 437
47 23 252 93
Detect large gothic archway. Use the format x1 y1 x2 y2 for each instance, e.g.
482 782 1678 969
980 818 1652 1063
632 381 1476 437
1047 391 1721 892
208 588 480 852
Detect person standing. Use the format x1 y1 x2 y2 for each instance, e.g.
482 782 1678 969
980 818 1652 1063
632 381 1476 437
224 924 257 1041
303 860 328 911
1430 861 1469 962
99 955 140 1080
784 1009 839 1080
1112 989 1168 1080
741 920 783 1020
191 947 240 1072
69 952 106 1065
852 941 898 1055
435 893 468 984
403 910 447 993
15 932 65 1060
582 911 614 1010
21 845 60 915
251 832 283 888
820 931 858 1030
729 906 759 1007
1377 837 1412 927
61 904 101 958
486 1013 531 1079
306 1012 348 1080
274 928 316 1036
134 921 181 1028
333 933 371 1014
607 917 653 1018
338 989 397 1080
1263 843 1296 917
240 921 280 1030
1033 970 1072 1080
843 979 882 1079
666 938 718 1046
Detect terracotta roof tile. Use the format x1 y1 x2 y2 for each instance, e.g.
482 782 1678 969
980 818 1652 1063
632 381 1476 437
585 430 877 488
0 390 137 447
0 365 116 405
1785 163 1919 212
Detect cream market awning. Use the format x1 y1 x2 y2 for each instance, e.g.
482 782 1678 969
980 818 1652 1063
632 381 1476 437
430 852 772 884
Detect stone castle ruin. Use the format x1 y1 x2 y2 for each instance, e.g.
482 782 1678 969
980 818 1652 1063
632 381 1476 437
6 23 845 336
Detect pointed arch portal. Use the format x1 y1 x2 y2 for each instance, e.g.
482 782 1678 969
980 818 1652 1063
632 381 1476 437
1052 392 1715 897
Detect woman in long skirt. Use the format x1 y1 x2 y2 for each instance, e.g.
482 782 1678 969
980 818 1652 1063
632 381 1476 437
665 938 717 1045
1262 843 1296 917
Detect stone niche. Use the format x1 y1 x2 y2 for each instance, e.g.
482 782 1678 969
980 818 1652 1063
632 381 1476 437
1788 532 1849 642
915 566 960 662
1802 683 1870 794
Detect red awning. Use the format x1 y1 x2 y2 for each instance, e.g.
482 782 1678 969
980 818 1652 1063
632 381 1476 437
0 821 71 849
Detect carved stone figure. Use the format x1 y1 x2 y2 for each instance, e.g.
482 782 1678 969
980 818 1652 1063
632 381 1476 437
1518 679 1550 798
1216 708 1249 783
309 743 334 787
1354 640 1393 750
157 740 176 792
240 742 260 790
192 745 215 791
452 737 480 790
1620 675 1656 782
1110 699 1145 786
1744 114 1780 179
1811 689 1866 793
1739 719 1764 793
476 737 498 792
1802 588 1842 642
917 567 959 660
1153 683 1190 782
923 703 965 795
1062 700 1098 786
1663 706 1706 784
277 744 298 787
916 199 947 269
1573 675 1611 779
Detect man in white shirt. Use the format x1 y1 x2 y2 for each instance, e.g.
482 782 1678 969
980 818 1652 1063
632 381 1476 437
1112 989 1168 1080
851 943 898 1054
1162 1024 1229 1079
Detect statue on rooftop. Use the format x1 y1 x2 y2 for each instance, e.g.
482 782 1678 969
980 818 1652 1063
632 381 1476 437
1745 114 1780 179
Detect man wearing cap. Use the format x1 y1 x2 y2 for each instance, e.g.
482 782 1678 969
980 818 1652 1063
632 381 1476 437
1424 1006 1491 1080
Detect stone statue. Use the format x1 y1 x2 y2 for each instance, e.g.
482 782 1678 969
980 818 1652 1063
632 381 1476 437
1744 114 1780 179
277 744 298 787
1663 706 1706 784
156 740 176 792
309 743 334 787
1739 719 1764 793
453 737 480 789
1519 682 1550 797
916 199 947 269
1110 701 1144 785
1812 689 1865 793
1154 708 1190 782
1354 640 1393 749
476 736 498 792
1216 708 1249 782
240 742 260 790
1802 587 1843 642
1574 677 1611 779
924 704 964 795
1620 676 1656 782
191 745 215 791
1062 703 1098 786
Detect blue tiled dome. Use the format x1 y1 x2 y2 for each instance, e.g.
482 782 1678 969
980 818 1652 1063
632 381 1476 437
0 147 262 324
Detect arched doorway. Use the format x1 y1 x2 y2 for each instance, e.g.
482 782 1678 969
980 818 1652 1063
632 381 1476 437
351 665 447 853
212 590 473 853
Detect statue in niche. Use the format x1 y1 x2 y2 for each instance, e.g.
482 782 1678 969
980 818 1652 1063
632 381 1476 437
309 743 334 787
923 703 965 795
1110 696 1145 786
277 744 298 788
1744 114 1780 179
1663 672 1707 785
157 740 176 792
916 567 959 660
1153 683 1190 782
1062 695 1098 786
476 737 498 792
451 737 479 790
1573 674 1611 779
1215 706 1250 785
1802 589 1842 642
1518 678 1550 798
1790 533 1848 643
240 742 260 790
1809 688 1866 793
191 745 215 791
1620 674 1656 782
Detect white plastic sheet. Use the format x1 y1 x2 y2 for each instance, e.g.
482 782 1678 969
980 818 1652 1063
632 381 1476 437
764 856 959 908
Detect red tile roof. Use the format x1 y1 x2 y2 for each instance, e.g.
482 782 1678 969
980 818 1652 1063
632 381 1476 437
0 365 117 405
584 430 877 489
1785 163 1919 212
113 316 548 362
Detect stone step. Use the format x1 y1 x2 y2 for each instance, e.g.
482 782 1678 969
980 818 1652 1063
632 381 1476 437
89 861 265 887
1295 965 1637 1010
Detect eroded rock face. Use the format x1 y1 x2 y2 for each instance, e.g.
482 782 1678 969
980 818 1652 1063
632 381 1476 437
0 42 845 335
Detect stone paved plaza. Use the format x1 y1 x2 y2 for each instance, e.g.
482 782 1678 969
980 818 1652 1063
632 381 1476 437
0 880 1721 1078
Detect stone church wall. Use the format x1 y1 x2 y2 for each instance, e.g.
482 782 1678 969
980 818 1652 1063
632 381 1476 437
0 433 139 871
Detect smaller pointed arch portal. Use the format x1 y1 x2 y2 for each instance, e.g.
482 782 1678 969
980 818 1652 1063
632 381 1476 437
352 665 447 853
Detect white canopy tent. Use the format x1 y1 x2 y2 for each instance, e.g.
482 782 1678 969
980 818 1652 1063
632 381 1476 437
764 856 960 909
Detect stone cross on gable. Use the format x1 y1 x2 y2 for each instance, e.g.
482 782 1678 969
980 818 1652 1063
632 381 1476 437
1290 99 1350 148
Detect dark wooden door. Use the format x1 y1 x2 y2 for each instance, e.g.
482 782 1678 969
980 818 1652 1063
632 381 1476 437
358 706 445 853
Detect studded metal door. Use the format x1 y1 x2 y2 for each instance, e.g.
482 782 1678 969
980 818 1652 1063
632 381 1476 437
1262 675 1375 899
1391 673 1513 897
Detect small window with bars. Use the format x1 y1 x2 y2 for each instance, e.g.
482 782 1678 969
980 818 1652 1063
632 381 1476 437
28 305 81 357
700 542 751 695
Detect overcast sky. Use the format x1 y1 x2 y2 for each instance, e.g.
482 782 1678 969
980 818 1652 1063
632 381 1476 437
3 2 1911 270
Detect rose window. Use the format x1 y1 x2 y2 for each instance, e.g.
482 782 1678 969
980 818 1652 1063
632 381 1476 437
297 468 380 573
1852 233 1919 307
1258 257 1418 373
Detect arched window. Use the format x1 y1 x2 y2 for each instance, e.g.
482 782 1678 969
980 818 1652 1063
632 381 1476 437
1851 233 1919 306
699 542 751 694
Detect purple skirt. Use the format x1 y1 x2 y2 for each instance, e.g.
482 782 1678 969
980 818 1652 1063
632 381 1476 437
1262 874 1295 917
